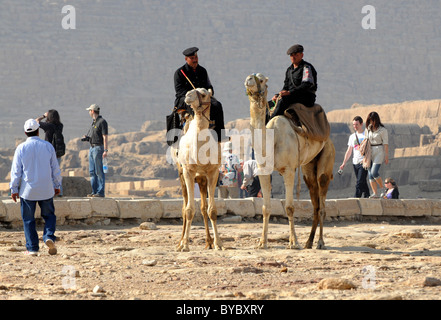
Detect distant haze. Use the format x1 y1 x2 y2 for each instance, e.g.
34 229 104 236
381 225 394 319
1 0 440 147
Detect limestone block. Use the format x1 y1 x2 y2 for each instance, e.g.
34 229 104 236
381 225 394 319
402 199 432 216
358 198 383 216
0 201 6 219
214 199 226 216
290 200 313 219
67 199 92 219
431 200 441 216
334 198 360 216
90 198 119 218
161 199 183 218
381 199 405 216
2 200 21 222
251 197 285 216
117 199 162 220
53 199 74 219
224 199 255 217
324 199 339 217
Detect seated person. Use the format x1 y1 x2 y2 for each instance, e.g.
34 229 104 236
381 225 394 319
173 47 225 142
270 44 317 120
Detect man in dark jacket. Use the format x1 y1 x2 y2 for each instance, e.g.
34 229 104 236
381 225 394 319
173 47 225 142
270 44 318 119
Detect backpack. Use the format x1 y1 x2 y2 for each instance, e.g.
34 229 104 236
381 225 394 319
52 128 66 158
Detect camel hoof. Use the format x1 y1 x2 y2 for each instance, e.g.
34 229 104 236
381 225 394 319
316 242 326 250
287 243 302 250
304 241 313 249
256 242 268 250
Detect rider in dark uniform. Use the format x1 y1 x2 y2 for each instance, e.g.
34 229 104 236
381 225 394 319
270 44 318 119
173 47 225 142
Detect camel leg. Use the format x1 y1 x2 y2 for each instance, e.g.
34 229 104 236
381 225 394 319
257 174 272 249
305 140 335 249
207 171 223 250
198 177 214 249
302 162 320 249
177 170 188 250
282 170 301 249
177 169 196 252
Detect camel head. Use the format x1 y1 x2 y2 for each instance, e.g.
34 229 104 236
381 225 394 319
184 88 212 113
244 73 268 97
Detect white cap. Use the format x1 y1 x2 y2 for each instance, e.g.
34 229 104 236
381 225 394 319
223 141 232 151
24 119 40 132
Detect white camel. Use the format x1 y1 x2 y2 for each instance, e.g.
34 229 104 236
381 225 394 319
175 88 223 252
244 73 335 249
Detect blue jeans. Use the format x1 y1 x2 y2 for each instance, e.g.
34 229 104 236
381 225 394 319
368 163 382 180
57 157 63 196
89 146 105 196
353 163 370 198
20 198 56 252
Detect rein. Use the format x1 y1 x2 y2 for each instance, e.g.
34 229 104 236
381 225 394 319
196 90 214 125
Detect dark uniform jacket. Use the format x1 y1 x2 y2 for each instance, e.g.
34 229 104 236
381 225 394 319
283 59 317 98
270 59 318 119
174 63 213 111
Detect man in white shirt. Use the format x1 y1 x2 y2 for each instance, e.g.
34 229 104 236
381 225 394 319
240 159 261 197
10 119 62 256
339 116 370 198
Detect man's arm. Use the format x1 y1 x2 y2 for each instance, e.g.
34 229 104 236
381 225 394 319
340 145 353 170
103 134 108 158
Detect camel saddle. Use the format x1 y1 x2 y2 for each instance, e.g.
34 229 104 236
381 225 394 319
284 103 330 142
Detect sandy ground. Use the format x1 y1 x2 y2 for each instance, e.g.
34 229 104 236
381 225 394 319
1 216 440 303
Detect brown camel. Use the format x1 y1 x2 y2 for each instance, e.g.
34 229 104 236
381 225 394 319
244 73 335 249
173 88 223 252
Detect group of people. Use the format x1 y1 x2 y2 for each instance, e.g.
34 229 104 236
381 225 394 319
10 42 400 256
217 141 261 199
339 112 399 199
9 104 109 256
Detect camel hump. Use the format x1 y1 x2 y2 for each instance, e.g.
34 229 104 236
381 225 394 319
284 103 330 142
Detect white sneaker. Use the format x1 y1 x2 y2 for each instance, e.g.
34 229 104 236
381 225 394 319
369 193 379 198
45 239 57 255
24 250 38 256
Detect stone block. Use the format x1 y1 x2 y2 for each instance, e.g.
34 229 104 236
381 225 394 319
53 199 74 219
67 199 92 219
90 198 119 218
358 198 383 216
2 200 21 222
431 200 441 216
117 199 162 220
224 199 255 217
325 199 339 217
291 200 314 219
0 201 6 219
161 199 183 219
381 199 405 216
334 198 360 216
251 197 285 216
402 199 432 216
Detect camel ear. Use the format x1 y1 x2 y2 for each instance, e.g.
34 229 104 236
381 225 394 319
208 88 213 97
265 77 269 82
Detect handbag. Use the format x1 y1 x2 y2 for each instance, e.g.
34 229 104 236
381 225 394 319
359 131 372 169
166 108 182 146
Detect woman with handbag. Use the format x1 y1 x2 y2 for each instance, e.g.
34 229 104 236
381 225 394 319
365 112 389 198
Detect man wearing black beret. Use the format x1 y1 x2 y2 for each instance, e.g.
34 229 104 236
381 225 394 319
173 47 225 142
270 44 318 119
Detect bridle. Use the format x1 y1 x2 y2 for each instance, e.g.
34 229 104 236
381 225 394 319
195 90 214 125
246 74 270 112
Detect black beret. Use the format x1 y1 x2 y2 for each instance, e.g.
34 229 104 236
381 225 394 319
182 47 199 56
287 44 304 55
